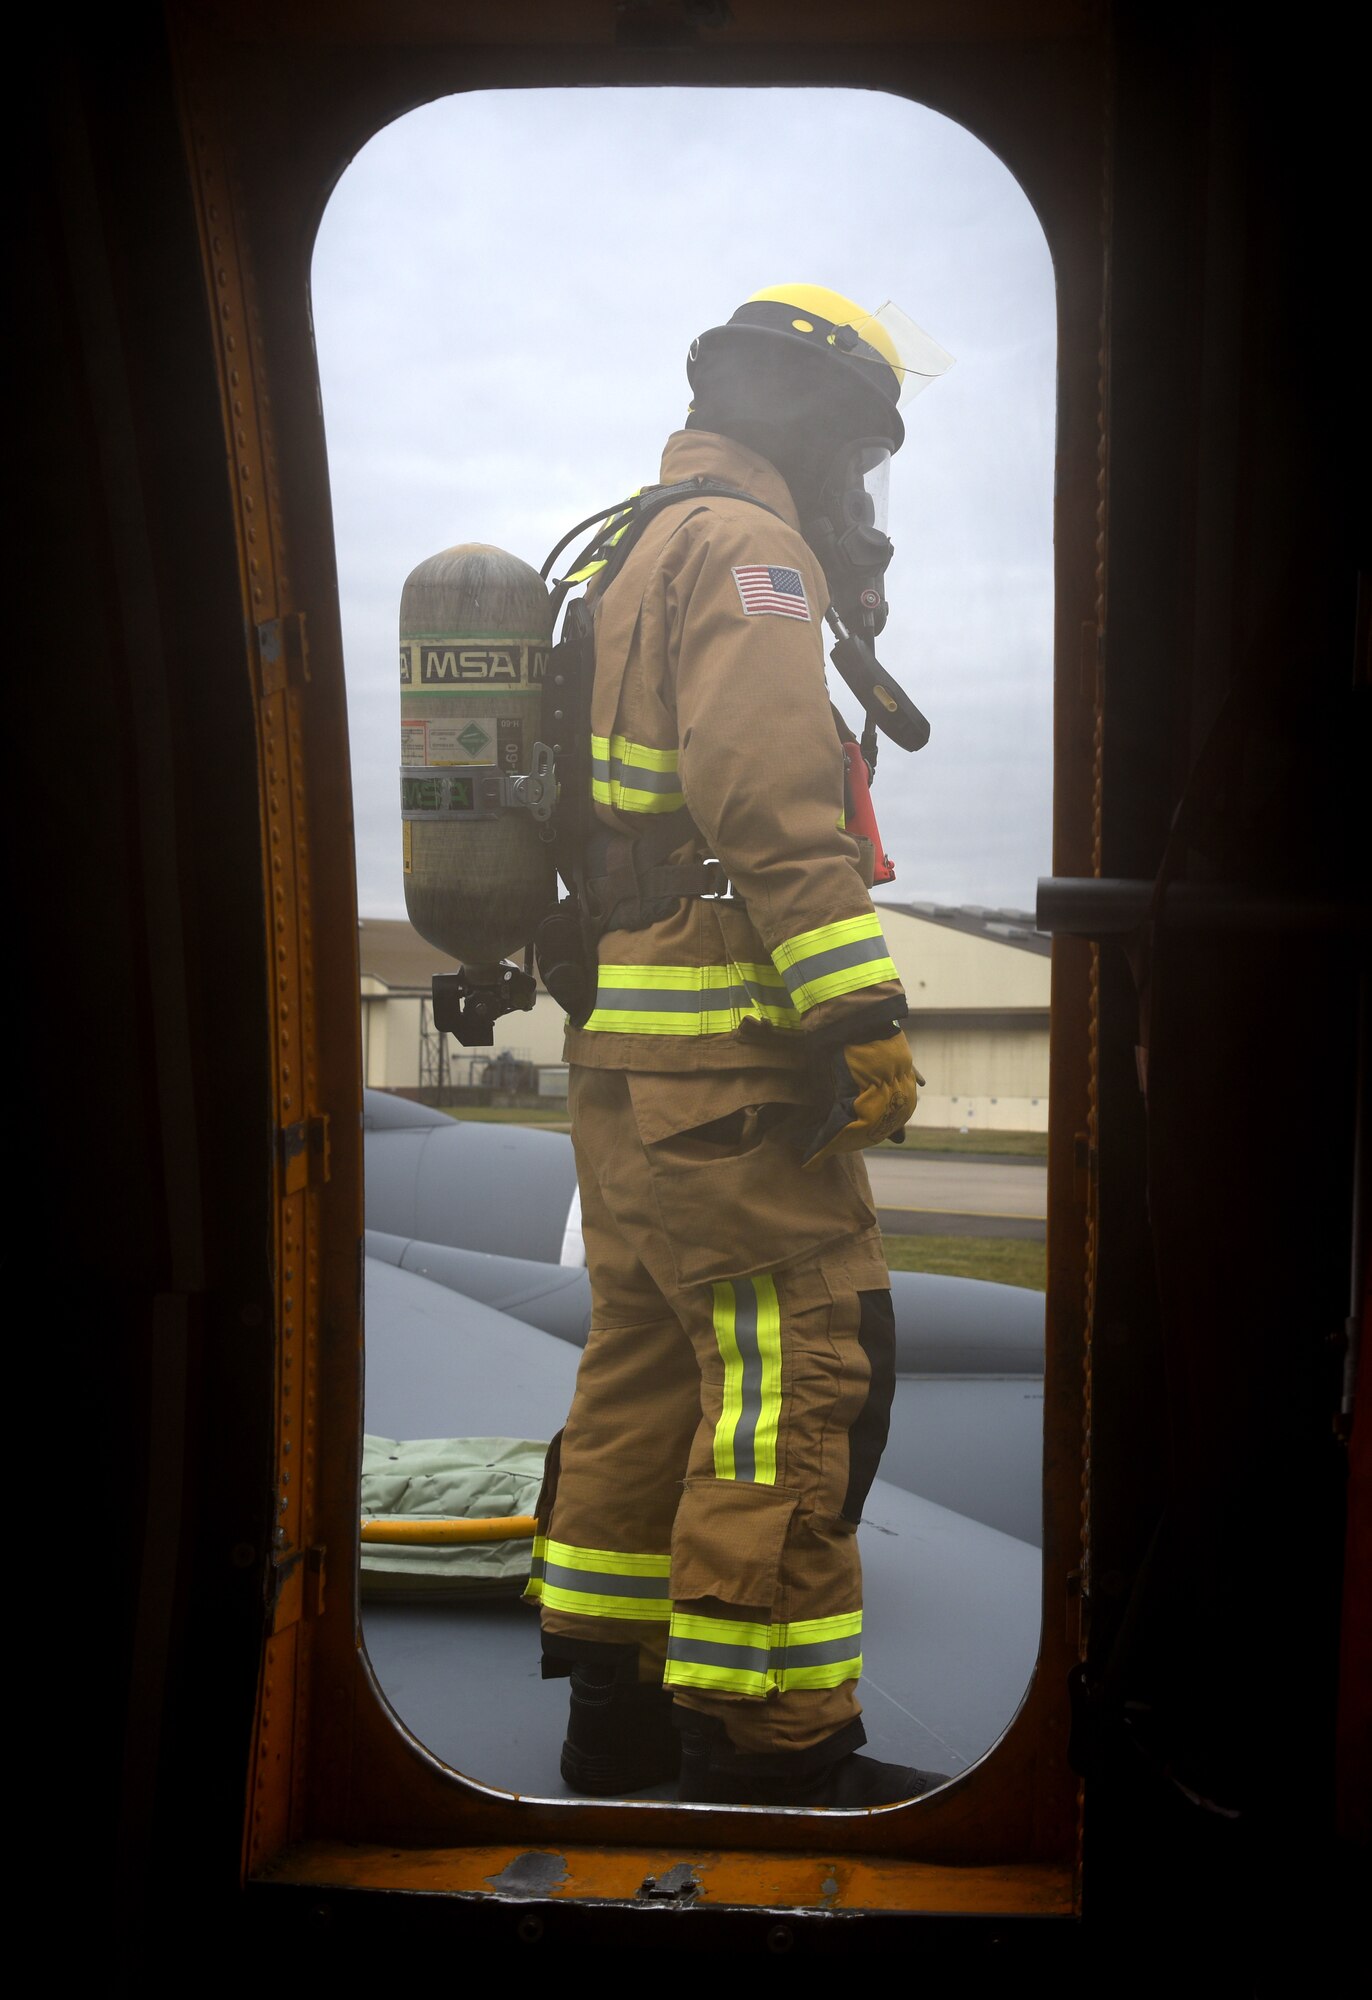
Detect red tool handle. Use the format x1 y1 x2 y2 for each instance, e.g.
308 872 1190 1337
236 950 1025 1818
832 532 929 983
842 739 896 885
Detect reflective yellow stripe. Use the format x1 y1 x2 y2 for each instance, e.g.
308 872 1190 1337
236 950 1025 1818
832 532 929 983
771 912 898 1014
589 784 683 814
663 1608 863 1695
590 732 684 815
591 733 679 772
542 1539 671 1576
669 1610 772 1650
776 1657 865 1690
711 1275 782 1484
582 961 802 1036
712 1285 740 1480
564 555 608 583
531 1583 673 1621
754 1279 783 1484
563 502 638 582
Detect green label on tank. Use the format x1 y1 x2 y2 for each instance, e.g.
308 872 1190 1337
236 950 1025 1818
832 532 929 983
401 773 475 814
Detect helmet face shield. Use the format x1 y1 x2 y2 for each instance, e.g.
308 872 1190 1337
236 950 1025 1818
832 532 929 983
846 301 956 405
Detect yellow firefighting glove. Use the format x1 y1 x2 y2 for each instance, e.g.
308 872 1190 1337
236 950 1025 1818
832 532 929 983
801 1031 923 1172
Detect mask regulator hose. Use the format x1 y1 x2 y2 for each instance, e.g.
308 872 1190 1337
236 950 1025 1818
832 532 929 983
825 607 931 755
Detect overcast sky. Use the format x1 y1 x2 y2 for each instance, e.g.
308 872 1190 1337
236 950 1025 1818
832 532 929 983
312 86 1056 922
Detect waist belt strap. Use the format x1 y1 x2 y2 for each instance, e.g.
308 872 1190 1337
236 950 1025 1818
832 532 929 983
584 823 734 934
639 859 730 900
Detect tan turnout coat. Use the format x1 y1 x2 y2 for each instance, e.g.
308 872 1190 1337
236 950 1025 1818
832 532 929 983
563 427 907 1074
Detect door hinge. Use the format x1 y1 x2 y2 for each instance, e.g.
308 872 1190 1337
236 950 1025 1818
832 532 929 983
256 611 310 699
278 1114 330 1194
270 1543 327 1633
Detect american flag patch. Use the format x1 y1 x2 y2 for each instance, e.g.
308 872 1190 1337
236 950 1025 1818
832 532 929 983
731 564 811 621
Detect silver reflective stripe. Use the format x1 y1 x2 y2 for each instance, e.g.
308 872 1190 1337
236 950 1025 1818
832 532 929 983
590 983 755 1015
736 1280 768 1488
732 1281 764 1483
776 1632 863 1670
540 1560 669 1600
777 934 893 995
665 1631 859 1673
590 756 682 795
667 1632 770 1676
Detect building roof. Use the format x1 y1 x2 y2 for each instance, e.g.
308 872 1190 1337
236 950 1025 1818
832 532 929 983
356 917 459 993
359 901 1052 1020
876 900 1052 958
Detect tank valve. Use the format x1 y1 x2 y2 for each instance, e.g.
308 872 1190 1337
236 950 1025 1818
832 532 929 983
432 961 538 1047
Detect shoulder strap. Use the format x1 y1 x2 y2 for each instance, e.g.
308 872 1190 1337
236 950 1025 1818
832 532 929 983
538 480 787 952
545 478 787 624
597 478 786 590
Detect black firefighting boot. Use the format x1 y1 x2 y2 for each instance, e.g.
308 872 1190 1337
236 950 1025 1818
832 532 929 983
675 1712 948 1807
559 1662 682 1796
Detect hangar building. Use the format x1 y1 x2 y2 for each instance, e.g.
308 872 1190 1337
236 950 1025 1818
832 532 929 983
359 901 1050 1133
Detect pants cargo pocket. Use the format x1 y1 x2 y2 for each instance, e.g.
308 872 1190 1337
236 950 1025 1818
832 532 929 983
669 1478 799 1606
623 1071 874 1290
666 1480 801 1698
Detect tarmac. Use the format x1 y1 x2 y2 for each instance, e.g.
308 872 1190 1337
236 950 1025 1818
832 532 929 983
476 1112 1048 1242
867 1150 1047 1240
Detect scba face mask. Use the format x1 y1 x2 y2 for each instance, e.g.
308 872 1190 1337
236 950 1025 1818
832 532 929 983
806 442 896 636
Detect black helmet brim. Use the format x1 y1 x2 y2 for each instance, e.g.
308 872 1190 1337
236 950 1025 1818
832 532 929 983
687 320 906 454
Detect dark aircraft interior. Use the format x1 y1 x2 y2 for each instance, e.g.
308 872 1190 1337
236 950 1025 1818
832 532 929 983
19 0 1365 1976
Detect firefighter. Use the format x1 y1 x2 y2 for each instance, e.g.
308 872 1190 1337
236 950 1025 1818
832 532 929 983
526 284 949 1807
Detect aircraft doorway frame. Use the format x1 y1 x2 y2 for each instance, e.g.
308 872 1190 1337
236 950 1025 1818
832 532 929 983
173 0 1104 1932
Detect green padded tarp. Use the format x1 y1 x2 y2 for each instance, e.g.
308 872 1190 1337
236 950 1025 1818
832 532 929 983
360 1435 547 1600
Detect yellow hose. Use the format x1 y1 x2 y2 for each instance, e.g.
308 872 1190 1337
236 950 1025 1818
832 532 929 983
360 1514 537 1547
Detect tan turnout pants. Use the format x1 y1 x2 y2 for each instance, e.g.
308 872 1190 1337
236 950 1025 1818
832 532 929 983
529 1063 897 1754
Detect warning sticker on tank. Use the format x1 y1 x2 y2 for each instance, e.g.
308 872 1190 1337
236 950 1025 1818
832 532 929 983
425 717 498 766
401 722 428 767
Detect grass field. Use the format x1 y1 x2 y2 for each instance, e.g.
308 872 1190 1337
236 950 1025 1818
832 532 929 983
437 1108 1047 1290
895 1126 1047 1158
439 1105 571 1127
881 1233 1046 1291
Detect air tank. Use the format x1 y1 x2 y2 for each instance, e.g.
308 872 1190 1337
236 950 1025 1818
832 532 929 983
399 544 555 966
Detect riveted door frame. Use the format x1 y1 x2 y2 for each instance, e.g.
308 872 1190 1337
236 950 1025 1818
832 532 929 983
166 0 1107 1909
